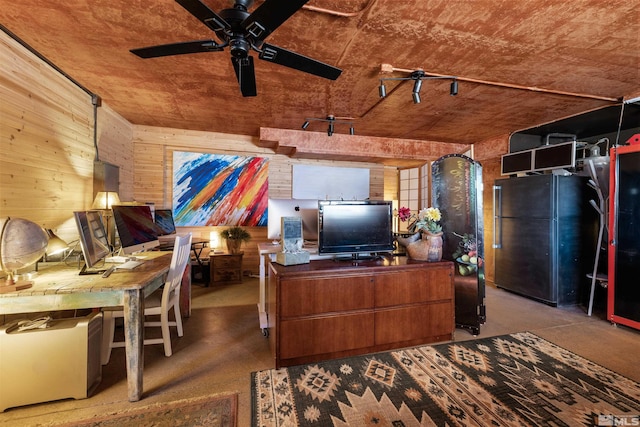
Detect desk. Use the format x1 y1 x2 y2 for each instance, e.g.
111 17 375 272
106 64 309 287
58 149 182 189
210 252 243 285
0 251 171 402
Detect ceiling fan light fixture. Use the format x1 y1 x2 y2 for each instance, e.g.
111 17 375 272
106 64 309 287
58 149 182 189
349 126 355 135
412 92 421 104
302 121 310 130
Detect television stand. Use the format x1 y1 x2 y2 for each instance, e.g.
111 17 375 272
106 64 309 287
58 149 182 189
267 257 455 368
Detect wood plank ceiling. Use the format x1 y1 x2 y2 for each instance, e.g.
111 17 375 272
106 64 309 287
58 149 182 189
1 0 638 164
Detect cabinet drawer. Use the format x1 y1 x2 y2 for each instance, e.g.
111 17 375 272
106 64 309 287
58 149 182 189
375 267 452 307
279 312 375 359
280 275 374 317
213 255 242 269
374 302 454 345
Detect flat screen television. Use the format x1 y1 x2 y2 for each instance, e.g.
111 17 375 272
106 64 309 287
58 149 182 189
112 205 159 254
318 200 394 257
74 210 110 274
267 198 319 241
154 209 176 236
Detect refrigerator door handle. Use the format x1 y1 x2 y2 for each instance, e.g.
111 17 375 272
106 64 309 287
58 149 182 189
493 185 502 248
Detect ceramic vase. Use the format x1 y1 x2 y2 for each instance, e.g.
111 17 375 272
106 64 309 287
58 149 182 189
406 231 443 262
226 239 242 254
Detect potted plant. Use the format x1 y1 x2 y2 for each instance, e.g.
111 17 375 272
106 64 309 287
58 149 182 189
219 226 251 254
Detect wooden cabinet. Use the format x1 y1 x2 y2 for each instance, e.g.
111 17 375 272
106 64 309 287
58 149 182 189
210 253 243 285
268 257 454 368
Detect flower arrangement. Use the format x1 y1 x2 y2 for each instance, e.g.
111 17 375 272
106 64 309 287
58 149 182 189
398 206 442 234
220 226 251 254
219 226 251 242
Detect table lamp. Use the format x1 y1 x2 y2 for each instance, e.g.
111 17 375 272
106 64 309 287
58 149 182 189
0 217 48 293
92 191 120 249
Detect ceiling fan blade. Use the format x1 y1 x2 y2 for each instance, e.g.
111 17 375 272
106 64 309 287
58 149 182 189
242 0 309 42
176 0 230 32
259 43 342 80
232 56 257 97
130 40 224 58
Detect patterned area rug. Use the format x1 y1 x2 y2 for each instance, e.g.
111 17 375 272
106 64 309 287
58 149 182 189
251 332 640 426
50 393 237 427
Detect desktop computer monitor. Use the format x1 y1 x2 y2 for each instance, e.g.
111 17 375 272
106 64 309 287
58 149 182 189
112 205 159 254
74 210 110 274
154 209 176 236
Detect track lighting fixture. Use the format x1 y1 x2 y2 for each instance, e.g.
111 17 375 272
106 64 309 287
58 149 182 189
381 63 619 102
378 69 458 104
450 80 458 96
379 83 386 98
301 115 355 136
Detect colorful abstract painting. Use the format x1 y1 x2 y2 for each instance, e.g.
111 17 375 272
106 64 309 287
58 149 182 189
173 151 268 226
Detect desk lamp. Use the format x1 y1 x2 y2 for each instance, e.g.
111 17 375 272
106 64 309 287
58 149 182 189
0 217 48 293
44 229 69 260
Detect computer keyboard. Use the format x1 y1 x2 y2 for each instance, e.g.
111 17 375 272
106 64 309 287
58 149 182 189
115 260 142 270
105 255 129 263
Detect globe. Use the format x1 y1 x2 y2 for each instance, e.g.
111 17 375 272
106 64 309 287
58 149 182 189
0 217 48 288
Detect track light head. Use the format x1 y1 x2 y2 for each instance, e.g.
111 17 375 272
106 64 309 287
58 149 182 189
412 92 421 104
450 80 458 96
379 82 386 98
302 121 310 130
412 79 423 94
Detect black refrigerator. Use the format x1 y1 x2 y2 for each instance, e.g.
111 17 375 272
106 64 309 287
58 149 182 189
493 174 591 306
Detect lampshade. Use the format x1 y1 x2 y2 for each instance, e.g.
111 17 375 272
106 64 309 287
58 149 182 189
45 229 69 256
0 217 48 292
92 191 120 210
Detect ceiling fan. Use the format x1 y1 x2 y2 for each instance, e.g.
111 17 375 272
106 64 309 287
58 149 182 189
130 0 342 97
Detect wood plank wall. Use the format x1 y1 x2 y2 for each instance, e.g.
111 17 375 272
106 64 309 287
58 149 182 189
131 125 389 275
0 31 134 246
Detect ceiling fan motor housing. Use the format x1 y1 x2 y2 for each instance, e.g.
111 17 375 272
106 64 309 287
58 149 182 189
218 6 251 57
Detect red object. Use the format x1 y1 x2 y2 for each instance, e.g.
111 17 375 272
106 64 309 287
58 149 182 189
608 144 640 331
625 133 640 145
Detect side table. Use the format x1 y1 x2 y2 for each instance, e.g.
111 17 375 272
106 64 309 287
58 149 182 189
210 252 243 285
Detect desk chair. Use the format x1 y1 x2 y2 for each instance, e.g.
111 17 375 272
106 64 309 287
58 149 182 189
101 233 193 364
